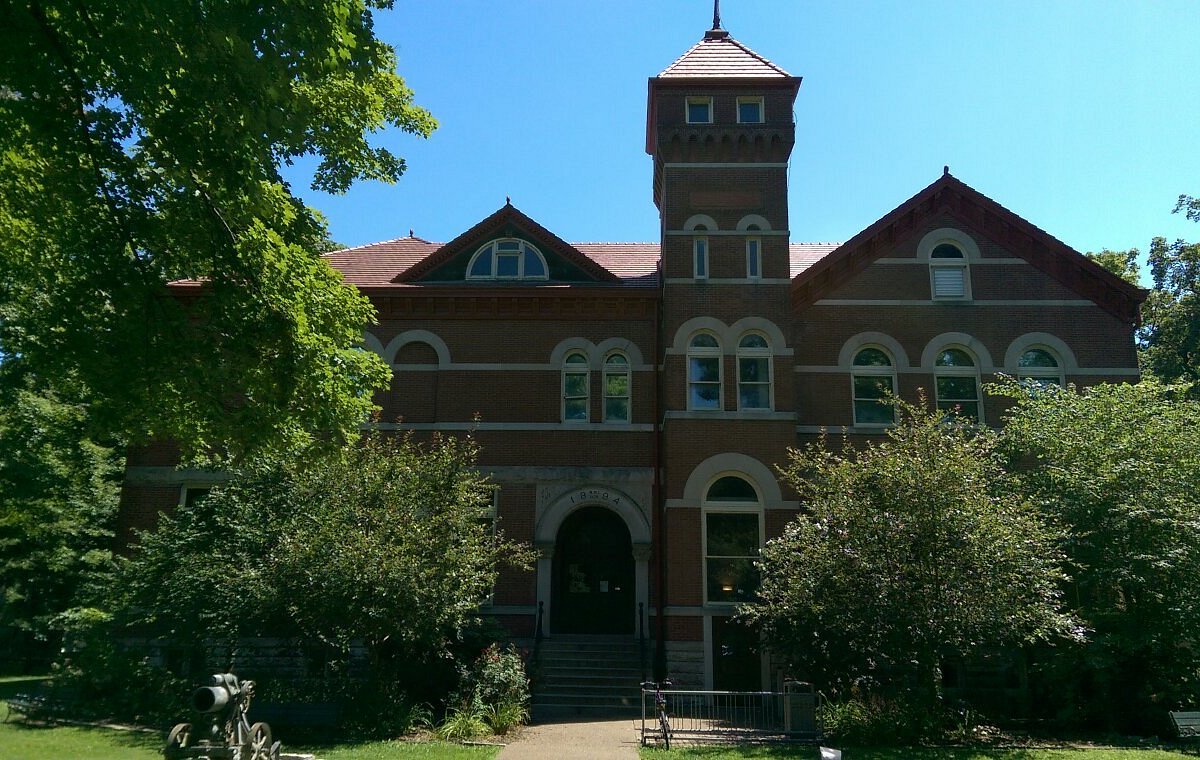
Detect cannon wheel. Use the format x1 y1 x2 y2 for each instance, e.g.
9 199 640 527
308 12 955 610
248 722 272 760
163 722 192 759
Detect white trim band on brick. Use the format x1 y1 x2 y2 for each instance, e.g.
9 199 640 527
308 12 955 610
664 277 791 284
813 299 1098 307
371 422 655 432
793 365 1140 376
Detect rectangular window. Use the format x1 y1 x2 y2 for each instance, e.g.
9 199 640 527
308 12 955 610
603 369 630 422
705 512 760 604
737 97 764 123
853 375 895 425
694 238 708 279
738 356 770 409
686 97 712 124
563 370 589 421
181 486 210 508
746 238 761 279
688 356 721 409
496 252 520 278
936 375 980 421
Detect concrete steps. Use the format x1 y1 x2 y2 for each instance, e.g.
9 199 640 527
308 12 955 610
530 635 648 720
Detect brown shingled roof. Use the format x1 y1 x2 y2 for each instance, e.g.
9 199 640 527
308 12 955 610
323 238 839 289
657 29 791 79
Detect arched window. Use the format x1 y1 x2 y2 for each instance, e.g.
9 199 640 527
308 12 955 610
929 242 970 299
1018 347 1063 388
562 352 589 422
703 476 761 604
935 347 981 421
737 333 771 410
852 346 896 425
688 332 722 410
467 238 548 280
603 353 631 423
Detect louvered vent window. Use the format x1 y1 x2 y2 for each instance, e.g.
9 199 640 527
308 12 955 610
930 243 969 299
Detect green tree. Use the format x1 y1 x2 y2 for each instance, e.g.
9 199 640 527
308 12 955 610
1141 195 1200 394
1085 248 1141 286
107 432 529 688
0 1 436 461
744 399 1072 708
995 379 1200 731
0 378 122 666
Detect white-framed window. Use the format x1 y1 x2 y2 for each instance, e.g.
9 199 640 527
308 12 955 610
562 351 590 422
929 242 970 299
686 96 713 124
703 476 762 605
736 333 771 410
745 237 761 279
693 237 709 279
688 332 722 410
603 352 631 422
1017 347 1063 388
935 347 981 421
852 346 896 425
736 97 764 124
467 238 549 281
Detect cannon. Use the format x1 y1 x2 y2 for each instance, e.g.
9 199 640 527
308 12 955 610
163 673 280 760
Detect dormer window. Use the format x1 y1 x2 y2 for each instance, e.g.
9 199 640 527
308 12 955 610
737 97 764 124
686 97 713 124
467 239 548 281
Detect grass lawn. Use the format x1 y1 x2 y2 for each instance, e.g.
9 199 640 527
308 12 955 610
0 720 500 760
639 747 1200 759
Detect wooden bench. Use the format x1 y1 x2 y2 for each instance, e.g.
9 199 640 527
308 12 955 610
1171 711 1200 739
249 702 343 739
5 685 79 723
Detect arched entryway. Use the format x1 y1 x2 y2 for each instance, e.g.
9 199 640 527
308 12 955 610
551 507 634 634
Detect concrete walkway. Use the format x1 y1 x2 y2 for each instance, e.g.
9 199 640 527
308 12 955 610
496 717 642 759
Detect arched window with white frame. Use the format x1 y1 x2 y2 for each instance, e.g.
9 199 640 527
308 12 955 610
603 352 631 422
703 475 762 604
852 346 896 425
1017 347 1064 388
467 238 548 280
736 333 772 410
562 351 590 422
935 347 982 421
688 332 722 410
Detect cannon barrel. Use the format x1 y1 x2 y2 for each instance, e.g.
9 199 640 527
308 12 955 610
192 685 231 713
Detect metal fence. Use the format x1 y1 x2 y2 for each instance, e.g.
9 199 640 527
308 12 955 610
641 681 823 745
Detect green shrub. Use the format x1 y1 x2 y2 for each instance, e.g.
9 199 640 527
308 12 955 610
435 704 490 741
819 694 947 745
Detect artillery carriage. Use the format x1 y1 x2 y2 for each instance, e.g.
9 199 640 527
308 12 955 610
163 673 280 760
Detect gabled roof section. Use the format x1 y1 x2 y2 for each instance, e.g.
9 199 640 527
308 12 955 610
790 172 1148 324
657 28 792 79
393 202 622 285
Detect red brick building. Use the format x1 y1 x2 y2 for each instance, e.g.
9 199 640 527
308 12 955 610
119 25 1145 691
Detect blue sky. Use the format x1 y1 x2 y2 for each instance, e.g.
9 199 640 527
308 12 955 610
284 1 1199 282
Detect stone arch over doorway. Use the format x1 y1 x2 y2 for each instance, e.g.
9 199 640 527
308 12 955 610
535 486 651 637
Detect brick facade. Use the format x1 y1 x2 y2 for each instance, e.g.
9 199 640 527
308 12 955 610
119 25 1145 690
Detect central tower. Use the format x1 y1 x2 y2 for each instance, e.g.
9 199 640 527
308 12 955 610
648 24 803 689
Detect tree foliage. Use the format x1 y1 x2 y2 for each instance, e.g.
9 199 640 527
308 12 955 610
1141 195 1200 395
1085 248 1141 286
109 433 530 667
745 399 1072 704
0 1 436 461
995 379 1200 729
0 378 121 662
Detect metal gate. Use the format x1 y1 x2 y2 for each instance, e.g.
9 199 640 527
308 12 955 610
641 681 823 745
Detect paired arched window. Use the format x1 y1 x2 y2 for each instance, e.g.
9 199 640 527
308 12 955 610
737 333 772 410
562 352 590 422
852 347 896 425
603 353 631 422
935 347 981 421
703 475 762 604
467 239 548 280
688 332 722 410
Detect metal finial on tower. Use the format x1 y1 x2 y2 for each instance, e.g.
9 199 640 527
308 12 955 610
713 0 722 30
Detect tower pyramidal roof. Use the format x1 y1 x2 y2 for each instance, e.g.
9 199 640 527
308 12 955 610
656 27 792 79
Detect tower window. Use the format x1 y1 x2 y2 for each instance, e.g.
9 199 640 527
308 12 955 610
686 97 713 124
688 332 722 410
737 97 764 124
694 237 709 279
746 238 761 279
